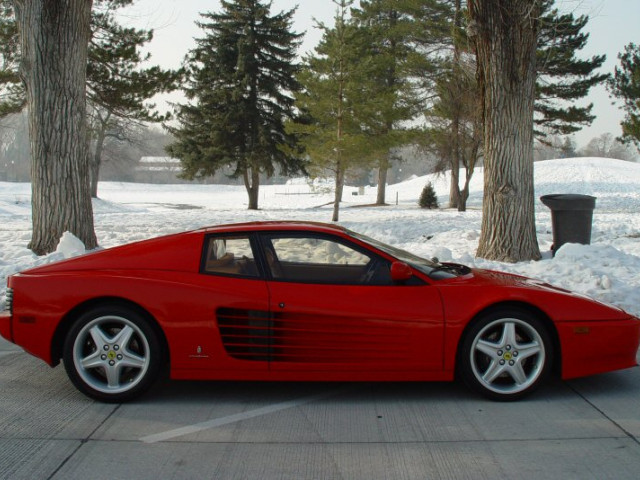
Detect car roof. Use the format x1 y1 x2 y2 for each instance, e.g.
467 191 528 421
197 221 350 235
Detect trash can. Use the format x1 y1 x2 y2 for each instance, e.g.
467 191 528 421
540 194 596 254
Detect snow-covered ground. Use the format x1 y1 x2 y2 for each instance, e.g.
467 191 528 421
1 157 640 316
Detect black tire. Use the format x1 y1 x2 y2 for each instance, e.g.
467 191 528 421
458 308 553 401
63 305 163 402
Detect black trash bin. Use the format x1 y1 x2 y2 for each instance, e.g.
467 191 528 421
540 194 596 254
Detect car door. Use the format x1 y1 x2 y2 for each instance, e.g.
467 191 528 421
260 233 444 376
192 233 270 374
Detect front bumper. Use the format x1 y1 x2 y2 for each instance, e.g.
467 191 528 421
558 316 640 379
0 311 12 343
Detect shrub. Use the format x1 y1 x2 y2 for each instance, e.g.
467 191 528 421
419 182 439 209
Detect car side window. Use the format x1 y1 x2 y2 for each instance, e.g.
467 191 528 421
264 235 392 285
202 235 259 277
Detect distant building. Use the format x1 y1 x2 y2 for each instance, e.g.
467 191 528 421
135 156 182 183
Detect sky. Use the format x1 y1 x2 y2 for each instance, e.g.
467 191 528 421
119 0 640 148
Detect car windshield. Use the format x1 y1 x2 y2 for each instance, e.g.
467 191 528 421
348 230 460 279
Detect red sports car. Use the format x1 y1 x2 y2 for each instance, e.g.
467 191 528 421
1 221 638 402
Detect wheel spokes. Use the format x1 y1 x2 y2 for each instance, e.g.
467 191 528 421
482 359 507 384
120 349 146 369
476 338 500 357
517 341 541 361
74 315 150 394
471 318 546 395
80 350 104 370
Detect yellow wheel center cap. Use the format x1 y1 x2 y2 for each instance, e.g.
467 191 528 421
107 350 117 360
503 352 513 361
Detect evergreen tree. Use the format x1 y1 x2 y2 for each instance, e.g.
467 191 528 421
535 1 607 136
608 43 640 150
291 0 373 222
86 0 181 197
428 57 481 211
559 137 576 158
418 182 438 209
167 0 304 210
353 0 451 206
0 0 21 117
426 0 480 212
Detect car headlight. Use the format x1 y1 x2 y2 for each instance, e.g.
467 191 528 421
5 288 12 314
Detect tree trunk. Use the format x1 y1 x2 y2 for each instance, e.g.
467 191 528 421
243 167 260 210
90 110 110 198
459 172 470 211
448 0 462 210
449 152 460 209
90 127 106 198
458 142 479 212
332 163 345 222
14 0 97 255
376 158 388 205
469 0 541 262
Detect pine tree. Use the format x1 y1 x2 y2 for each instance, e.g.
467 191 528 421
291 0 373 222
426 0 480 212
353 0 451 206
535 0 607 136
608 43 640 150
167 0 304 210
0 0 22 117
86 0 181 197
418 182 438 209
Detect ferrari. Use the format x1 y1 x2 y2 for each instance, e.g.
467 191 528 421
1 221 638 402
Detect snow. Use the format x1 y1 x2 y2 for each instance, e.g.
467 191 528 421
1 157 640 316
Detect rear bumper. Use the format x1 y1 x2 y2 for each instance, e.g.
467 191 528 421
0 311 12 343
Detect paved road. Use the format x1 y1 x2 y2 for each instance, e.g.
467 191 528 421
1 337 640 479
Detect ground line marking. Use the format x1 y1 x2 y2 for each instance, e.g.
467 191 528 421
0 351 21 357
139 386 353 444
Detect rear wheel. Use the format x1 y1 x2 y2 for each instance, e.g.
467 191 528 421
63 305 162 402
459 309 553 401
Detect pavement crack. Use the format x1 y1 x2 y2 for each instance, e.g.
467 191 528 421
45 403 122 480
568 383 640 447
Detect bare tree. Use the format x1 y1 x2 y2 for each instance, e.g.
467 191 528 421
579 133 638 162
468 0 541 262
13 0 97 254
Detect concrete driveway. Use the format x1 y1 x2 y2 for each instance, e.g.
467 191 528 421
1 337 639 479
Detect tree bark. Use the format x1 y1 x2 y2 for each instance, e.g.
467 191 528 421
89 110 111 198
449 153 460 209
375 158 389 206
332 162 345 222
14 0 97 254
469 0 541 262
449 0 462 210
90 127 106 198
243 167 260 210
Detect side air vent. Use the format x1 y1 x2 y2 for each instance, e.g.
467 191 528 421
217 308 272 361
5 288 13 314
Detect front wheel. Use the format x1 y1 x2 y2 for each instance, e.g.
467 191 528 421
63 305 162 402
458 309 553 401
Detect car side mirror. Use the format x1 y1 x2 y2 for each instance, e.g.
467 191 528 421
390 261 413 282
